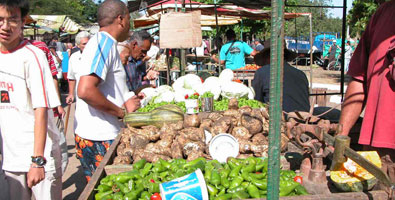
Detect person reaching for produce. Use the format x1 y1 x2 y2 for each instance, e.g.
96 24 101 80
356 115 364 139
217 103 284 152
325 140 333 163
124 30 159 92
211 29 257 70
75 0 142 182
252 40 310 113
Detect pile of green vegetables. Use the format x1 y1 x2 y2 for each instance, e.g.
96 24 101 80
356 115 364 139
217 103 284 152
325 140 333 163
95 157 308 200
138 98 265 113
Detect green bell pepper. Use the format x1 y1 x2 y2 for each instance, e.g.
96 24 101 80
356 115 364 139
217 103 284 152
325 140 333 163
140 191 151 200
231 191 249 199
229 165 242 178
247 184 260 198
207 184 218 196
113 192 124 200
97 184 111 193
279 180 299 197
213 193 233 200
159 158 171 169
95 190 113 200
133 159 146 170
252 178 267 190
294 184 309 195
148 182 160 193
229 176 244 189
115 175 133 184
210 170 221 186
115 181 130 194
227 185 245 194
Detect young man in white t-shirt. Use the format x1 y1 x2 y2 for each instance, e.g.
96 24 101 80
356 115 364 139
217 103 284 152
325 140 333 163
75 0 141 182
0 0 62 199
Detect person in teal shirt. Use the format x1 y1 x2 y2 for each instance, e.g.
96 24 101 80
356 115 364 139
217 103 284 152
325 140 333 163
212 29 257 70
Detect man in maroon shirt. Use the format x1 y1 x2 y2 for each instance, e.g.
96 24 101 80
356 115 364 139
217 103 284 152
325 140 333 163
339 0 395 188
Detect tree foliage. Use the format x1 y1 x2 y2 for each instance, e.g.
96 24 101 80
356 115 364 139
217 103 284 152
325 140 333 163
29 0 98 24
347 0 390 38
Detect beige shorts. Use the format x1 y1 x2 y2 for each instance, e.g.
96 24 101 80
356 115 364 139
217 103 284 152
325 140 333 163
4 168 62 200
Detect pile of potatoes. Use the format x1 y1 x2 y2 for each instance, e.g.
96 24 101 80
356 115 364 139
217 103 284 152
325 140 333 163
113 98 289 165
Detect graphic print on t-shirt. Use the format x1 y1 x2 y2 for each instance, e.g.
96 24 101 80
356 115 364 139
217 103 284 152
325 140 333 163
1 91 10 103
229 47 241 55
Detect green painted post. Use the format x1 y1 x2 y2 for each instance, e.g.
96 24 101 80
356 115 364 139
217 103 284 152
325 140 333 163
267 0 284 199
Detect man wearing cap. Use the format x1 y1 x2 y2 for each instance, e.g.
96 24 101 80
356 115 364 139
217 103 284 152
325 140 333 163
252 40 310 113
212 29 257 70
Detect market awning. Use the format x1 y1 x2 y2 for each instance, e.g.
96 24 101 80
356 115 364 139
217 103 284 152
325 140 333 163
28 15 82 34
133 12 241 28
222 0 271 8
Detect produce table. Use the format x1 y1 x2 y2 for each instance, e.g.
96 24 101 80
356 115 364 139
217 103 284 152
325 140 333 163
233 70 256 87
78 128 390 200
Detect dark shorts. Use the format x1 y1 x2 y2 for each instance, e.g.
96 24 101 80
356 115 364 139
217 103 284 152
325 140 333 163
75 134 113 182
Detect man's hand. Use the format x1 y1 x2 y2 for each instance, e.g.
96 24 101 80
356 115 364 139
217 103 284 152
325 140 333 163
57 106 65 118
66 94 75 104
146 70 159 80
124 95 143 113
27 166 45 188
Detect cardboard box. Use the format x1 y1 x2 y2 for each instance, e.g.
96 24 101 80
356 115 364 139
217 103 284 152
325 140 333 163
160 11 202 49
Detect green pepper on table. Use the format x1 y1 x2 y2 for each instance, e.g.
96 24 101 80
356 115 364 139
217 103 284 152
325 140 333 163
133 159 146 170
231 191 250 199
279 179 299 197
95 190 113 200
112 192 124 200
247 184 260 198
207 183 218 196
210 169 221 187
229 176 244 189
252 178 267 190
229 165 242 178
294 184 309 195
97 184 111 193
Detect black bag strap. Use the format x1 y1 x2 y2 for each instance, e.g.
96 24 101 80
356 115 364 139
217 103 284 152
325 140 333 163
225 40 237 57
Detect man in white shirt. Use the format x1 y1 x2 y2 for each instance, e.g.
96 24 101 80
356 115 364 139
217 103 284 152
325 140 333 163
75 0 141 181
66 31 90 104
0 0 62 199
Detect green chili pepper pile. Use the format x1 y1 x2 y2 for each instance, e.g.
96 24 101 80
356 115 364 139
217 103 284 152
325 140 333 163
95 157 308 200
137 101 186 113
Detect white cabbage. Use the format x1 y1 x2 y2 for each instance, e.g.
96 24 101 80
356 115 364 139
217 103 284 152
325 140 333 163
201 77 221 100
219 69 234 83
220 81 249 99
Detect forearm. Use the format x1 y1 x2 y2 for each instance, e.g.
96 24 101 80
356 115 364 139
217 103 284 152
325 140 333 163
339 79 365 136
33 108 48 157
78 83 124 118
53 78 61 100
68 80 76 96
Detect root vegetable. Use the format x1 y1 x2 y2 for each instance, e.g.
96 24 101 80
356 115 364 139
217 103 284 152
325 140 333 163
116 143 126 156
261 107 269 120
228 98 238 110
169 121 184 131
241 114 263 135
223 109 240 118
238 106 252 115
113 155 132 164
183 141 205 156
179 127 205 142
251 133 267 144
139 126 161 141
208 112 223 121
281 133 289 152
130 134 149 150
232 126 251 140
200 119 213 130
210 116 233 135
238 139 252 153
251 144 268 157
121 147 134 157
251 108 264 121
184 114 201 128
145 142 172 157
186 150 205 162
170 142 183 159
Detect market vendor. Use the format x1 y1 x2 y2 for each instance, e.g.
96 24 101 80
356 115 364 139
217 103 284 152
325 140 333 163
252 40 310 113
124 30 159 92
75 0 142 181
211 29 257 70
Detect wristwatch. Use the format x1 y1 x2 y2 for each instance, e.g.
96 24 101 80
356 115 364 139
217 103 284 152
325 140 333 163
31 156 47 166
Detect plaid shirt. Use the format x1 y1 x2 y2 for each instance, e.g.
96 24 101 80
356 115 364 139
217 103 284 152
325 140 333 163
124 57 146 92
27 39 58 76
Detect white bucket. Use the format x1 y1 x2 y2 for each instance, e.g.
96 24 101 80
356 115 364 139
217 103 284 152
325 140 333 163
160 169 208 200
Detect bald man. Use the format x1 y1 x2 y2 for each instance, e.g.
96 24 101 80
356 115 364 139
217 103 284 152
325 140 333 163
75 0 141 181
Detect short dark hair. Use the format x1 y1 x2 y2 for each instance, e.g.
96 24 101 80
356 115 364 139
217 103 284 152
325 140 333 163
97 0 128 27
226 29 236 40
130 30 153 46
0 0 29 18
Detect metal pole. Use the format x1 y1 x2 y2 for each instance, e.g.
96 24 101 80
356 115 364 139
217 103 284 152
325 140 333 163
309 14 313 93
214 0 221 71
340 0 347 100
268 0 284 199
240 19 243 40
180 0 187 76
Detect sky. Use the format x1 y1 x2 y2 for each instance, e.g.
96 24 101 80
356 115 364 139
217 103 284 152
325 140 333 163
327 0 354 18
